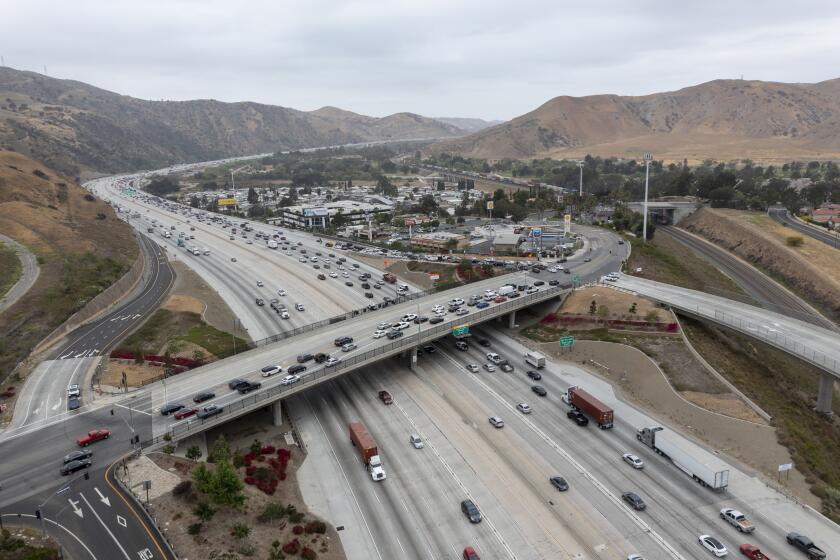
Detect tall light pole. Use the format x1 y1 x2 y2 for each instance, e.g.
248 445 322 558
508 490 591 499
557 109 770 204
578 161 585 197
642 152 653 243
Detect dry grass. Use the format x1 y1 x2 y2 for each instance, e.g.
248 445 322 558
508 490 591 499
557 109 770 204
561 286 659 317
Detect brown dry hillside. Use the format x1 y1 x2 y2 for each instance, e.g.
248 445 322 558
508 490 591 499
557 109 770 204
0 148 137 381
0 66 464 177
433 78 840 162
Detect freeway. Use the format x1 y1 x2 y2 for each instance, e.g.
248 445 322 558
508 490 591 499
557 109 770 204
769 207 840 250
0 232 40 314
660 225 836 330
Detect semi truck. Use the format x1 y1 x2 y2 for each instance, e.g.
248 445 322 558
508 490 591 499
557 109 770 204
524 351 546 369
567 386 613 429
636 426 730 490
349 422 386 481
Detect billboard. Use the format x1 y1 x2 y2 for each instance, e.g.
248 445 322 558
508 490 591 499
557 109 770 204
564 214 571 234
531 228 541 238
486 200 494 211
217 198 237 207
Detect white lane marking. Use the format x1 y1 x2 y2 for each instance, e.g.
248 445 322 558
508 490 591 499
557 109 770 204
80 493 132 559
68 498 83 518
59 351 74 359
114 402 153 416
117 515 127 527
2 514 96 560
74 350 88 358
95 487 112 507
51 399 62 412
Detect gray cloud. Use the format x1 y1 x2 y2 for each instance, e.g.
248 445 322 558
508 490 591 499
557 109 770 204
3 0 840 120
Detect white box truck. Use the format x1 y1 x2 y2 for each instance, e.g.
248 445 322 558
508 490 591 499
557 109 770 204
637 426 729 490
524 351 546 368
499 284 516 297
267 239 278 249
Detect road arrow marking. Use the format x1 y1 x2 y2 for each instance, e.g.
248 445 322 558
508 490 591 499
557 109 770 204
68 498 83 518
116 515 126 527
95 488 111 507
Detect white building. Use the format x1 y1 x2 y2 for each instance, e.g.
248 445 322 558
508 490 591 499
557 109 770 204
277 200 392 230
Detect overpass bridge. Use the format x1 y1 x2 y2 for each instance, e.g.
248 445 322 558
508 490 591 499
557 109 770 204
612 275 839 414
124 273 567 449
627 200 704 225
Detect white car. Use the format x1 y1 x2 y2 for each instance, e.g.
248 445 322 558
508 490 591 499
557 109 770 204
431 304 445 312
67 384 81 398
627 555 645 560
394 321 410 330
489 416 504 428
329 272 338 278
281 374 300 386
341 343 357 352
325 357 341 367
456 308 469 316
280 311 290 319
548 266 558 273
466 363 479 373
260 365 282 377
256 280 264 287
342 272 349 278
377 322 392 330
697 535 727 557
373 330 386 339
448 298 465 306
402 313 418 322
526 286 539 294
483 363 496 372
299 257 308 263
486 352 503 364
277 289 286 296
516 403 532 414
622 453 644 469
409 434 424 449
295 303 305 311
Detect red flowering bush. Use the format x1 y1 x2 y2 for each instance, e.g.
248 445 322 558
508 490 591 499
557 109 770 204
282 539 300 554
292 525 304 535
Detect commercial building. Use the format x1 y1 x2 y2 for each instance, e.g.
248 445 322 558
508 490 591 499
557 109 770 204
277 201 391 230
812 203 840 225
411 231 469 251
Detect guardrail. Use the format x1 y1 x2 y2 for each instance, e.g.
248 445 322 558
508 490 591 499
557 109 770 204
141 283 569 449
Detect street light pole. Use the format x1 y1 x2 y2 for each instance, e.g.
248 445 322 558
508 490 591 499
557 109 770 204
643 152 653 243
578 161 585 197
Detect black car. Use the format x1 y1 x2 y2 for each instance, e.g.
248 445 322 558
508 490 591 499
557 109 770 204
460 499 482 523
622 492 646 510
197 404 223 419
237 381 262 394
527 370 542 380
414 316 429 324
63 449 93 465
478 339 491 347
550 476 569 491
422 345 436 354
429 316 444 324
531 266 541 273
532 385 547 396
517 284 528 291
288 364 307 375
228 378 247 390
314 353 328 363
500 363 514 373
567 410 589 426
68 397 81 411
334 336 353 347
361 283 371 289
61 459 92 476
161 403 185 416
533 280 545 286
387 329 404 340
317 274 326 280
345 281 354 287
365 292 374 298
297 353 314 363
193 391 215 403
549 280 560 286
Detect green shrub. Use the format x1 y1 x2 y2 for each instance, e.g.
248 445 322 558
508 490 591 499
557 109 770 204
172 480 192 498
304 520 327 534
230 522 250 539
193 501 216 521
188 523 203 535
257 502 288 523
786 235 804 247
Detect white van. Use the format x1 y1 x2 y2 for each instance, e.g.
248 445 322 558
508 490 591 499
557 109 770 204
524 351 546 369
498 285 516 297
486 352 503 365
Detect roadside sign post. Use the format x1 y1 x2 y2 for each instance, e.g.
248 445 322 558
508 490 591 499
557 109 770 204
559 336 575 353
573 275 582 288
778 463 792 483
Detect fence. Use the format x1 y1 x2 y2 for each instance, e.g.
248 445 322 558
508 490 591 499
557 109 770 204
141 282 570 449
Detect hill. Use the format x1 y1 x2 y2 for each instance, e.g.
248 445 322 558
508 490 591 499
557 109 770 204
0 148 137 385
0 67 465 177
432 78 840 162
433 117 503 133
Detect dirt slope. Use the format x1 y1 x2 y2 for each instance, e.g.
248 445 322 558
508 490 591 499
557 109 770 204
433 77 840 162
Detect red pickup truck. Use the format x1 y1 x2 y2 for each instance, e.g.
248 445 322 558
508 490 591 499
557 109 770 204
77 429 111 447
740 544 771 560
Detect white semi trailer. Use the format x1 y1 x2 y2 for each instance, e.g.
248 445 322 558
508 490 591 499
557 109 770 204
637 426 729 490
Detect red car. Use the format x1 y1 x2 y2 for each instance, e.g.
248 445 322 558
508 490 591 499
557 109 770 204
77 429 110 447
739 544 770 559
174 407 198 420
463 547 480 560
493 295 507 303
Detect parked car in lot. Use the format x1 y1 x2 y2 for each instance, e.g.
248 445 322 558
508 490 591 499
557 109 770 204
622 491 646 510
549 476 569 491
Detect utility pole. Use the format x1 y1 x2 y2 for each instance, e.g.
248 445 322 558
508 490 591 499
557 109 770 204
578 161 585 197
643 152 653 242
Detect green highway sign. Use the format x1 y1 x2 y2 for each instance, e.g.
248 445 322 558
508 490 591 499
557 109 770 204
573 275 582 286
452 325 470 337
559 336 575 347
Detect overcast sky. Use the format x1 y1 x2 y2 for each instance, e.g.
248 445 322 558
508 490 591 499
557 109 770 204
4 0 840 120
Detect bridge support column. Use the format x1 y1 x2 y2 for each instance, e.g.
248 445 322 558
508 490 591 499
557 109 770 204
271 400 283 427
816 372 835 416
508 310 517 329
407 346 418 370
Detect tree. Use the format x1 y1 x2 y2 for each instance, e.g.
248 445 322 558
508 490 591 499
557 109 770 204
146 176 180 196
628 302 637 315
186 445 202 461
331 212 347 229
445 238 458 251
589 300 597 314
208 460 245 508
209 435 231 464
247 187 259 204
597 304 609 318
192 464 213 493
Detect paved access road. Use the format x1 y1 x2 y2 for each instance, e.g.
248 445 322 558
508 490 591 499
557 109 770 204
660 225 836 330
0 232 40 314
769 207 840 250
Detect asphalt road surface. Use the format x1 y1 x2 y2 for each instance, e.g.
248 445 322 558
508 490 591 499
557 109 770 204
769 207 840 249
0 232 40 314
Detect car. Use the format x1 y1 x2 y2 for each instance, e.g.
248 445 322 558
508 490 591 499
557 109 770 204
297 353 314 363
531 385 547 396
526 370 542 380
377 322 392 330
77 429 110 447
698 535 728 557
456 308 469 316
516 403 532 414
61 459 92 475
627 555 645 560
455 341 469 351
329 272 338 278
237 381 262 394
345 281 354 287
622 492 646 510
394 321 411 330
478 339 491 347
257 280 264 287
228 378 248 390
255 298 265 306
402 313 418 322
280 311 290 319
193 392 215 403
463 547 480 560
387 329 404 340
197 404 223 419
378 390 393 404
549 476 569 491
475 301 490 309
277 289 286 296
68 397 81 410
261 365 282 377
429 316 444 324
584 257 591 262
493 295 507 303
341 342 357 352
623 453 644 469
334 336 353 347
325 356 341 367
295 303 305 311
174 407 198 420
63 449 93 464
67 384 81 398
317 274 326 280
567 410 589 426
549 279 560 286
500 363 513 373
281 374 301 386
483 363 496 372
160 403 185 416
533 280 545 286
410 434 424 449
488 416 504 428
288 364 307 375
422 345 436 354
373 330 386 338
413 315 428 324
466 363 479 373
460 499 482 523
